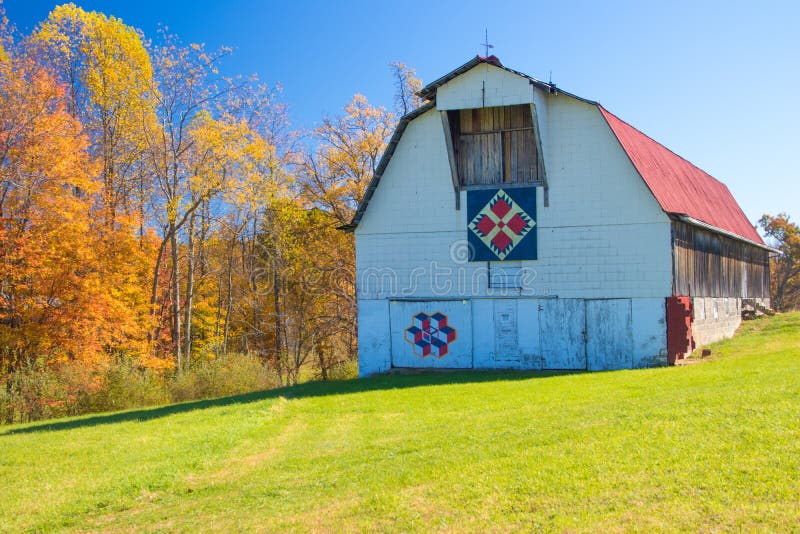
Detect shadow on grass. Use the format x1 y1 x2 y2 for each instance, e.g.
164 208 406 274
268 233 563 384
0 369 583 436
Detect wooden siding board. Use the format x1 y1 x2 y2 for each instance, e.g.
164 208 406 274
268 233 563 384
502 131 511 183
672 221 769 298
453 104 540 186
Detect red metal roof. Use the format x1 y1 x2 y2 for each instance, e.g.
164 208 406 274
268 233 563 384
599 106 763 244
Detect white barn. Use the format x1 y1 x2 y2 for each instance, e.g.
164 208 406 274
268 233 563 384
343 56 772 376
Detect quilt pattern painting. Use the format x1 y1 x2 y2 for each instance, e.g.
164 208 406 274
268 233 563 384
467 187 537 261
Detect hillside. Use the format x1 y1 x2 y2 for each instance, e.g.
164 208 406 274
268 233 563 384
1 314 798 532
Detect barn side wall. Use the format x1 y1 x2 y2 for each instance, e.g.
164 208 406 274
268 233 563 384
671 221 771 348
689 296 771 348
355 77 674 376
672 221 770 298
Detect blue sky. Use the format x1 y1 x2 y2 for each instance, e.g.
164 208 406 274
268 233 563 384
5 0 799 225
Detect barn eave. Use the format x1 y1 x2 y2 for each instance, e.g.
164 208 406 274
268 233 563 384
669 214 779 253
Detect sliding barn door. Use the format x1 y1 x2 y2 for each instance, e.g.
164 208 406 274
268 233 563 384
539 299 587 370
389 300 473 369
585 299 633 371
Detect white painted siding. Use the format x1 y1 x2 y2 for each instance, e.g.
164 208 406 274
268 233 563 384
357 300 391 376
436 64 536 110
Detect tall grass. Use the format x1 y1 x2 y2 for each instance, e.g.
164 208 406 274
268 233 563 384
169 354 280 402
0 353 290 424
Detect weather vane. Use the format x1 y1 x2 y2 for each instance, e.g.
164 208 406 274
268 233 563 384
481 29 494 57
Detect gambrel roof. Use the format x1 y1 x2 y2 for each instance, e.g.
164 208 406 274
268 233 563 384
345 57 766 248
599 107 764 245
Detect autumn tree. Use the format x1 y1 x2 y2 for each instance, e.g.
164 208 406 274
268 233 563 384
390 61 423 116
0 39 150 372
29 5 156 367
183 112 288 366
301 94 394 225
247 200 354 385
289 94 394 379
211 84 294 362
760 214 800 311
33 4 156 227
141 33 231 368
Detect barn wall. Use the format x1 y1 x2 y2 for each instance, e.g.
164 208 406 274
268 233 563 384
361 297 668 374
672 221 770 298
669 222 771 350
632 298 669 367
355 79 675 375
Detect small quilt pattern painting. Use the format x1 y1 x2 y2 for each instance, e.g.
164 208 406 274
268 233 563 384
467 187 537 261
404 312 457 358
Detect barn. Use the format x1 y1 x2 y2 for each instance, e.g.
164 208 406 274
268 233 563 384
342 56 773 376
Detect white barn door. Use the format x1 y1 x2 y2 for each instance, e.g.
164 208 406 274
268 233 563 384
493 300 521 368
389 300 473 369
585 299 633 370
539 299 587 370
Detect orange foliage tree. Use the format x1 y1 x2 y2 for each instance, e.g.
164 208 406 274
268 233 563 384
0 44 150 372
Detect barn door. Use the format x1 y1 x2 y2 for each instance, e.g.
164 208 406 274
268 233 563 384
585 299 633 370
389 300 473 369
539 299 587 370
493 300 520 367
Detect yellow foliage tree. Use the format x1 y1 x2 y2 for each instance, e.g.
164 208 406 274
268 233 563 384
390 61 423 116
301 94 394 225
33 3 157 227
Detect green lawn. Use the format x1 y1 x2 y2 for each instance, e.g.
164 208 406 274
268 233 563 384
1 314 798 532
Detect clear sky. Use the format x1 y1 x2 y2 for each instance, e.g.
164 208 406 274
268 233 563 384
5 0 799 225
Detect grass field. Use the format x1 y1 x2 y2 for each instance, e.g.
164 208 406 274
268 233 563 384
1 314 798 532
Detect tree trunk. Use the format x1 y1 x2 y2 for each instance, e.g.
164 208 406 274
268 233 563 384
170 225 182 371
249 216 264 362
273 256 282 364
318 350 328 381
183 210 196 368
148 231 169 350
223 239 234 355
199 199 208 278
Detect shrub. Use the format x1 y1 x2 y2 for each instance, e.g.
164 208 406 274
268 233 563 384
170 353 280 402
0 360 81 423
79 360 169 413
326 359 358 381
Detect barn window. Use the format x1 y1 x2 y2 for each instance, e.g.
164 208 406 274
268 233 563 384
448 104 542 187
